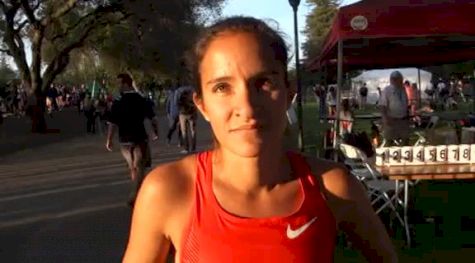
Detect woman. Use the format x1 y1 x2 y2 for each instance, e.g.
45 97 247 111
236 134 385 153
326 86 337 116
339 98 354 137
123 17 396 263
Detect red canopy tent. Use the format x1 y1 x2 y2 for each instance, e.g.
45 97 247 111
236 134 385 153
307 0 475 180
306 2 475 247
308 0 475 71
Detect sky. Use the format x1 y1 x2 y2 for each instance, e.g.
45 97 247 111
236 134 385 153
221 0 359 60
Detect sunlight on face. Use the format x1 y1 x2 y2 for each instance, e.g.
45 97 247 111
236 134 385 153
195 31 289 157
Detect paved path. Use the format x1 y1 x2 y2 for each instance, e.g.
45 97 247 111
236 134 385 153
0 109 212 262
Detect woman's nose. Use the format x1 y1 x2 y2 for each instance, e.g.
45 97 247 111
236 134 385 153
234 82 261 118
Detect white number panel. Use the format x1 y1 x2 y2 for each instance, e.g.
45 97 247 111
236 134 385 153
436 145 448 163
388 147 402 165
374 144 475 166
447 145 461 164
401 146 413 165
424 146 438 164
412 146 425 165
459 144 471 163
375 147 388 166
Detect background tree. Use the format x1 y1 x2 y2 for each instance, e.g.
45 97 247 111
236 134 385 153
0 0 225 132
0 55 17 96
302 0 340 60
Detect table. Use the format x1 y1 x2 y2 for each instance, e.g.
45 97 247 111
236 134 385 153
354 113 381 120
375 164 475 247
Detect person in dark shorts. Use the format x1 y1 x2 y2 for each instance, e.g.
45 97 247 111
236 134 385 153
177 87 197 153
106 73 159 206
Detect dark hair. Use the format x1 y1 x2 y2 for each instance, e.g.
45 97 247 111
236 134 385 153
188 16 289 97
117 73 133 87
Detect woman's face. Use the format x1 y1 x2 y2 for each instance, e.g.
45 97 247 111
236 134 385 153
195 31 290 157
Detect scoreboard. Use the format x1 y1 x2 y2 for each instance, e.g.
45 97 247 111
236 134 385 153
376 144 475 166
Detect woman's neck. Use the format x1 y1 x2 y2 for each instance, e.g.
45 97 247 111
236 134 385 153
212 146 292 194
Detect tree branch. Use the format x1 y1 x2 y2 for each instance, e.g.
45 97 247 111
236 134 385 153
42 12 119 90
49 0 78 20
50 3 126 42
20 0 38 24
1 0 30 83
13 19 27 32
0 48 12 55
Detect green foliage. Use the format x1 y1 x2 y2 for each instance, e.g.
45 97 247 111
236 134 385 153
56 0 226 88
302 0 340 59
1 0 226 94
0 56 17 95
424 61 475 81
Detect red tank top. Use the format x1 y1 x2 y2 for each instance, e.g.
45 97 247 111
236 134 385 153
179 151 337 262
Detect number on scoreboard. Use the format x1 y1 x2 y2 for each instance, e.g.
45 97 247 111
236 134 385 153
437 146 448 163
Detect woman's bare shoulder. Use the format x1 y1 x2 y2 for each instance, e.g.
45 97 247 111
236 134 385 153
302 154 361 200
139 154 197 213
301 155 347 177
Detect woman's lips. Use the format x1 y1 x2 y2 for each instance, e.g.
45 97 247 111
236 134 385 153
230 123 262 132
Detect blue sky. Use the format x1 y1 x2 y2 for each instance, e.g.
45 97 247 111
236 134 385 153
221 0 358 59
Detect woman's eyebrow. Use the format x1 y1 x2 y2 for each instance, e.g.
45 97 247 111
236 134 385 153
206 76 233 85
255 70 279 77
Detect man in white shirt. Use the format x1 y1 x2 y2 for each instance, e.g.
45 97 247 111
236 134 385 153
380 71 410 145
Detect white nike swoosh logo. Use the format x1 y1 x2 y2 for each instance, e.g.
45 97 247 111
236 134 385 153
286 217 318 239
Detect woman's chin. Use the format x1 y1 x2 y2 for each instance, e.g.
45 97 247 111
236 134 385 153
226 141 278 158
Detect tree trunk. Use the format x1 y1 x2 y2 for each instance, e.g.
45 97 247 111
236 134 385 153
26 87 47 134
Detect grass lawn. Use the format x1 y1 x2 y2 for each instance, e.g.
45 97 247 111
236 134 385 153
301 101 475 262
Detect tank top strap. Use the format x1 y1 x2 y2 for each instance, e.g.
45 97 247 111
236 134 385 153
196 150 212 187
193 151 215 218
286 151 321 192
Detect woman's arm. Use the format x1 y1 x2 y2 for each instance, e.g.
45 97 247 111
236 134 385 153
320 165 398 262
122 167 181 263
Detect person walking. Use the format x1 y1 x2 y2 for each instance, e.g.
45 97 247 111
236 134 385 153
359 83 368 109
106 73 160 206
83 93 97 134
165 84 182 146
177 87 197 153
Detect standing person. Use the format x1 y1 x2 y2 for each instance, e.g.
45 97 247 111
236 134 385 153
83 93 97 134
404 80 418 116
177 87 197 153
165 84 182 146
380 71 410 145
359 83 368 109
339 98 353 138
326 86 336 117
123 16 396 263
376 87 382 105
106 73 160 206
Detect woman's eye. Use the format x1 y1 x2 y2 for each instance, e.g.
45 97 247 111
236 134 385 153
212 83 229 93
257 78 274 90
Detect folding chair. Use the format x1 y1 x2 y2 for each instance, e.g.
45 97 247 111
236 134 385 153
339 143 406 229
413 115 439 146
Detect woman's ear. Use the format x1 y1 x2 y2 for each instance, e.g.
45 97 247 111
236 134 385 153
193 92 209 122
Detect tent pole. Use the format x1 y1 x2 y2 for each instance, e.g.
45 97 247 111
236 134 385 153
333 40 343 160
321 64 328 157
417 68 422 108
